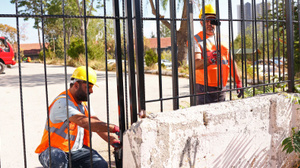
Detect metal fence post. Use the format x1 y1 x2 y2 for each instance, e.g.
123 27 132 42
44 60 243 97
187 0 195 106
113 1 125 167
285 0 295 92
125 0 138 124
170 0 179 110
133 0 146 112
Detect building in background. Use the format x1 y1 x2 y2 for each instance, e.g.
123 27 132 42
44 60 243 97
237 2 271 35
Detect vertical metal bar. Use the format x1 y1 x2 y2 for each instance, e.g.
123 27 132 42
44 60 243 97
113 0 126 138
62 0 72 167
113 0 126 166
125 0 138 124
298 0 300 76
252 0 256 96
170 0 179 110
40 0 51 167
240 0 245 94
202 0 208 104
262 0 266 92
187 0 195 106
228 0 234 100
265 0 270 85
82 1 94 166
155 0 164 112
272 0 275 92
133 0 146 112
122 0 129 129
104 0 112 166
285 0 295 92
276 0 280 82
15 0 27 167
254 0 259 90
215 0 222 100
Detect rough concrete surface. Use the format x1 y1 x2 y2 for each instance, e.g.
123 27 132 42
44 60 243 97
123 93 300 168
0 63 191 168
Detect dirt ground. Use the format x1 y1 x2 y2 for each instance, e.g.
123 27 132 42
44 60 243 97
0 63 190 168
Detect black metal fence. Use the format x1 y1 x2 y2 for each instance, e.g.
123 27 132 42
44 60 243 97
0 0 299 167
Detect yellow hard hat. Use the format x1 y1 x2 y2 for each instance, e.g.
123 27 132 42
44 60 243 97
71 66 97 85
199 4 216 19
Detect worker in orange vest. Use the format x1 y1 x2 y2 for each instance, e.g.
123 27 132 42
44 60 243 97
35 66 120 168
193 4 243 104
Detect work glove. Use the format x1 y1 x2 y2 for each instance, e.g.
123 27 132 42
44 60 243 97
111 139 122 149
236 81 244 98
207 51 217 65
112 125 120 133
111 125 120 138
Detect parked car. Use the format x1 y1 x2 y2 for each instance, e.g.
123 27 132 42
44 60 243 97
160 59 172 69
273 57 285 66
0 37 16 74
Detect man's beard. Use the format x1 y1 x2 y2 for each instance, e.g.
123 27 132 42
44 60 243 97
76 85 89 101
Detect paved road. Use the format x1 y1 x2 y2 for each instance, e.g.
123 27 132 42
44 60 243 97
0 63 190 168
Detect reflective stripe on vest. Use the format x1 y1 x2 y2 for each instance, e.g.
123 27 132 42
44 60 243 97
45 122 76 141
195 34 202 43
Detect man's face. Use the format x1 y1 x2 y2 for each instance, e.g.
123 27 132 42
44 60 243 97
75 81 94 102
201 15 216 36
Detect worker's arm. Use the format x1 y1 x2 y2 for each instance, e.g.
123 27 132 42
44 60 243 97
69 113 118 134
230 56 242 87
90 116 120 145
195 52 213 69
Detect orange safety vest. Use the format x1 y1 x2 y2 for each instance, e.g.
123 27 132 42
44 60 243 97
35 90 90 153
194 31 230 87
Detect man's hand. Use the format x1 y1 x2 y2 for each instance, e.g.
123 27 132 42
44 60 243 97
111 139 121 149
207 51 217 64
112 125 120 133
236 82 244 98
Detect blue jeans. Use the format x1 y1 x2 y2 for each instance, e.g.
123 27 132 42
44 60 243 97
39 146 108 168
196 84 225 105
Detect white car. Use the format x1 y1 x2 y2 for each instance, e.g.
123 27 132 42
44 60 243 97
160 59 172 69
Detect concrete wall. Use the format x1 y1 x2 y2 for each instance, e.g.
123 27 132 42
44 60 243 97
123 93 300 168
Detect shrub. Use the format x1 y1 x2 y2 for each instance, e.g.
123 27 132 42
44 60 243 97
67 37 85 59
144 49 158 66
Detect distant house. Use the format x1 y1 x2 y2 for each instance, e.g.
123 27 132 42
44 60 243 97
144 37 171 52
234 48 261 61
20 43 49 59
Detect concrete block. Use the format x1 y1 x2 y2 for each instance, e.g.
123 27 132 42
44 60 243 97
123 93 300 168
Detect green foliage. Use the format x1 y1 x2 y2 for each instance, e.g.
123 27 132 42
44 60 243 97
67 37 85 59
39 49 55 60
161 50 171 61
160 24 171 38
282 127 300 154
88 42 106 61
266 1 300 72
145 49 158 66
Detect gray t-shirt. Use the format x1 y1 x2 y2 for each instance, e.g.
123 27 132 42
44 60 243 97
50 97 95 151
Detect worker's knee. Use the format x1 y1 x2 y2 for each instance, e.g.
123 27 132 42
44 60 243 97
92 158 108 168
39 147 68 168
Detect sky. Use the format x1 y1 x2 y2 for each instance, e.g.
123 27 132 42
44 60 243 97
0 0 258 44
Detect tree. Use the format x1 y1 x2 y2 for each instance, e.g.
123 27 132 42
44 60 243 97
160 23 171 37
0 24 17 43
149 0 212 66
10 0 42 48
266 1 300 72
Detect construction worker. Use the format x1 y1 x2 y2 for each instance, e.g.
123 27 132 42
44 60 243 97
194 4 243 104
35 66 120 168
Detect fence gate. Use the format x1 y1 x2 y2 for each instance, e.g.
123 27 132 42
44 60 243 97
0 0 300 167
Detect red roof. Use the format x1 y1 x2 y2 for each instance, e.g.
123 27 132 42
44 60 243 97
19 43 49 56
144 37 171 49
